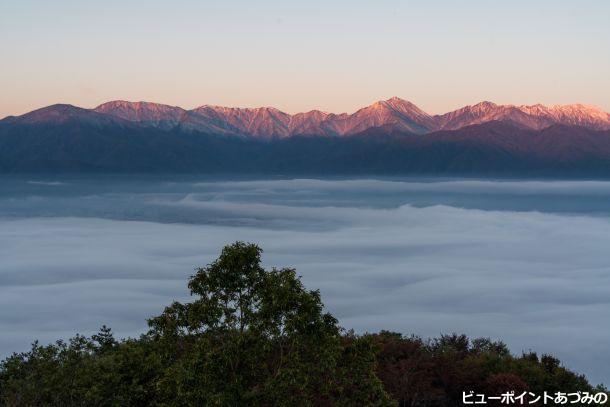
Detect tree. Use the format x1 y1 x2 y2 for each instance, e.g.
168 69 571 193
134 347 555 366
148 241 392 406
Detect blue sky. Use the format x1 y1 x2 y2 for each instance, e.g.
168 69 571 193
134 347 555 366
1 0 609 116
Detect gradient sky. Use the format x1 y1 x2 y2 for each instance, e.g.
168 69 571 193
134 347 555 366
1 0 609 118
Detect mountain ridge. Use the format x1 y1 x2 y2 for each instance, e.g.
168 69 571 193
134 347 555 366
4 98 607 138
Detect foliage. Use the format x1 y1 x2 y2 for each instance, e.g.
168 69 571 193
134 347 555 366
373 331 607 406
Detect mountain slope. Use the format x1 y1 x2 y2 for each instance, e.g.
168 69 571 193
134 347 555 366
191 106 293 138
518 104 610 130
3 115 610 175
94 101 187 130
436 102 610 131
2 104 131 128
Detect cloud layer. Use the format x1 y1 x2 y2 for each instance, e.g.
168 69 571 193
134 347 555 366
1 177 610 385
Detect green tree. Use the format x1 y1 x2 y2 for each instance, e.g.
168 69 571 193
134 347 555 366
148 241 391 406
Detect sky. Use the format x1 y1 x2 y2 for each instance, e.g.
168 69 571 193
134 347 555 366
2 177 610 385
1 0 609 118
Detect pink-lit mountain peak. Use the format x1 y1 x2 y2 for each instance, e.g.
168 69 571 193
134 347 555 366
95 100 186 116
94 100 187 130
356 97 428 115
522 102 609 127
437 101 610 131
332 97 436 134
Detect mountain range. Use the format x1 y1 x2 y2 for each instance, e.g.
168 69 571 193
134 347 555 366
1 98 610 176
3 97 609 138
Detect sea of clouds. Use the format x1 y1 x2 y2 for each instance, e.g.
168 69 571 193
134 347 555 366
1 177 610 385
